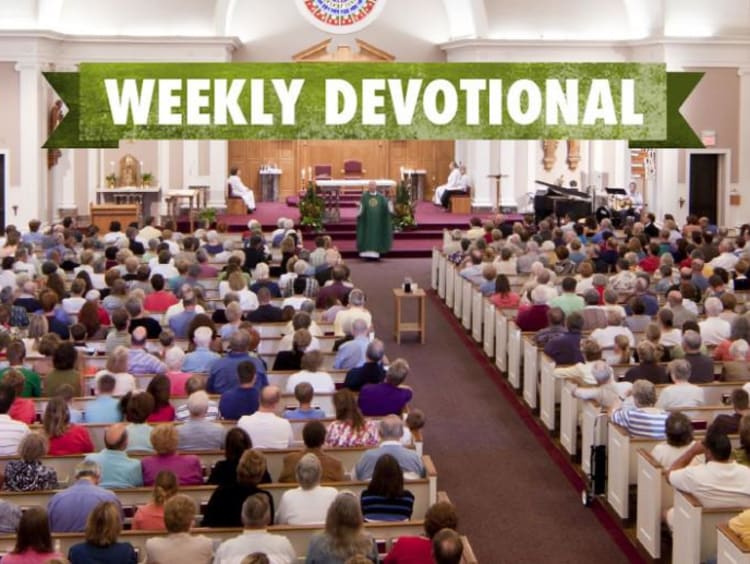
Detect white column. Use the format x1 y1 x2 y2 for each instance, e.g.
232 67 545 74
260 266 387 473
498 140 516 207
465 140 491 208
13 62 47 228
653 148 679 222
54 64 78 220
735 67 750 228
87 149 99 217
157 140 170 216
208 140 228 209
513 141 537 213
612 140 629 188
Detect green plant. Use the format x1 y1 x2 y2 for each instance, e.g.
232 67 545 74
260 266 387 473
105 173 117 187
392 180 416 231
299 181 325 230
141 172 153 185
199 208 217 225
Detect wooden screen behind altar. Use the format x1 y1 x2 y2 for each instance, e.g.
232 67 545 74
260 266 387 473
227 139 455 201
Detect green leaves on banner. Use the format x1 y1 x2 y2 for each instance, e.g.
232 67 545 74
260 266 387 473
42 62 701 148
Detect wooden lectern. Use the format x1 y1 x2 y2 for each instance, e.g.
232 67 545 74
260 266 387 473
487 174 508 213
90 204 138 233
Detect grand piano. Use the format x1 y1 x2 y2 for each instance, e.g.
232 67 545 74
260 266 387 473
533 180 592 223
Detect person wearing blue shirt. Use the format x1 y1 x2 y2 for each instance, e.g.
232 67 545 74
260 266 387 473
282 382 327 421
218 361 260 420
208 330 267 394
84 423 143 489
167 292 199 338
85 374 122 424
182 326 221 372
332 319 371 370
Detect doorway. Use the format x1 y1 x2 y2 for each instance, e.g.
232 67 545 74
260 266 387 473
688 153 723 224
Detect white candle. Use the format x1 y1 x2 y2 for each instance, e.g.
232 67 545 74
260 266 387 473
400 166 404 177
308 166 312 179
301 168 305 180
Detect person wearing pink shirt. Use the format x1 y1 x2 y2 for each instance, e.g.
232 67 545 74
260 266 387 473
1 507 65 564
141 425 203 486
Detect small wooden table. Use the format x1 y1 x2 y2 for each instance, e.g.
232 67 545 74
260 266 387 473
393 288 426 344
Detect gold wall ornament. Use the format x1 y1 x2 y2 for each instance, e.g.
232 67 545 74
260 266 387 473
542 140 558 172
47 100 63 169
119 154 140 187
566 140 581 171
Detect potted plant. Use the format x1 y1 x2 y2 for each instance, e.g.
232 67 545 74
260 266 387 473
392 180 416 231
141 172 153 187
299 181 325 230
198 208 217 229
105 173 117 188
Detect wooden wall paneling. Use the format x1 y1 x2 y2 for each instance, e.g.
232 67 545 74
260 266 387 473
276 141 296 198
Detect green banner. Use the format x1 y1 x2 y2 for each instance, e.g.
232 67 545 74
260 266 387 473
43 62 702 148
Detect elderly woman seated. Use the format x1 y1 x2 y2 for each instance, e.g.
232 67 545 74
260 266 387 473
623 341 669 385
3 433 58 491
570 360 631 410
141 424 203 486
554 338 603 386
608 379 669 439
144 494 214 563
275 454 337 525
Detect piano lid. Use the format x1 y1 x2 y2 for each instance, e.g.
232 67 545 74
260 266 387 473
534 180 590 200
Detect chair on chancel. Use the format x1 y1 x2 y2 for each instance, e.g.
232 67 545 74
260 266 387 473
342 160 365 179
314 164 332 180
226 182 246 215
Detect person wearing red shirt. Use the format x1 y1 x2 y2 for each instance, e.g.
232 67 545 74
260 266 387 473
638 242 662 274
384 500 458 564
4 369 36 424
144 274 179 314
146 375 176 423
514 286 550 332
43 397 94 455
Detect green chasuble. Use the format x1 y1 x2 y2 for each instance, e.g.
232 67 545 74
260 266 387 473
356 191 393 256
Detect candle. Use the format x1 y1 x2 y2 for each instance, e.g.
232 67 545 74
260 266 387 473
308 166 312 179
301 168 305 180
400 166 404 177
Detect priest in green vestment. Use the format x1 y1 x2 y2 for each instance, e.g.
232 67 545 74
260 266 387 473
356 181 393 259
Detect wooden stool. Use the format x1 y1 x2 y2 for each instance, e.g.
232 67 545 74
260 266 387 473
450 194 471 214
393 288 426 344
226 197 245 215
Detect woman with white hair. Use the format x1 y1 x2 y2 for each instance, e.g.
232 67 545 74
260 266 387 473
699 296 731 345
275 454 337 525
164 347 191 396
571 360 631 409
94 346 136 396
250 262 281 297
514 285 550 332
608 379 669 439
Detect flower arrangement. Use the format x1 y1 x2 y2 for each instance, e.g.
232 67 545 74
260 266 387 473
299 181 325 230
198 208 217 227
105 173 117 188
392 180 417 231
141 172 153 186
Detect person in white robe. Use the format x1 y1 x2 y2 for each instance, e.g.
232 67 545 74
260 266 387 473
227 167 256 211
433 161 462 206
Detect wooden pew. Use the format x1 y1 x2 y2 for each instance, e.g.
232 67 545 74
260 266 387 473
453 268 462 317
522 333 539 410
431 247 440 291
0 521 428 559
437 251 447 300
636 448 673 559
506 320 522 390
461 277 472 331
471 285 483 343
672 490 744 564
494 310 509 373
0 470 436 524
538 353 561 432
482 297 495 359
559 380 579 457
445 261 455 309
718 522 750 564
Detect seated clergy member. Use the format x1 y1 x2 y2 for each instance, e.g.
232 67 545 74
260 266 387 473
237 385 293 449
358 358 413 417
343 338 386 392
219 360 260 420
608 380 669 439
384 500 459 563
227 166 256 212
144 494 214 564
282 382 326 420
85 423 143 489
655 358 705 410
666 426 750 528
48 460 121 532
0 382 29 455
333 318 371 370
176 391 226 451
213 494 296 564
355 415 425 480
275 454 338 525
278 420 346 483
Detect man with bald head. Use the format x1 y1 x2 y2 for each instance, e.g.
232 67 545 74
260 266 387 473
208 329 268 394
333 318 371 370
127 326 167 375
354 415 425 480
237 385 293 449
665 290 697 329
343 338 387 391
85 423 143 488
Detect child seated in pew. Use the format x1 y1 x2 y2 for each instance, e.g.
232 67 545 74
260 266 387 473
608 334 633 366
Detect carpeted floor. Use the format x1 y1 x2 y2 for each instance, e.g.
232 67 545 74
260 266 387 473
347 257 639 563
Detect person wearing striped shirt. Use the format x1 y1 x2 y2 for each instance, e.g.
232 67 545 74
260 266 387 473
360 453 415 522
609 379 669 439
0 383 29 456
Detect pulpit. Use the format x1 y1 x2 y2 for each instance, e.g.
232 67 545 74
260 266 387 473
90 204 138 233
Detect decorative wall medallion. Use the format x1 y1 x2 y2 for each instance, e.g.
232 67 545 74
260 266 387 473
296 0 387 34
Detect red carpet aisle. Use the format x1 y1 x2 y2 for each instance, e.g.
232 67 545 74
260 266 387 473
348 257 638 563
